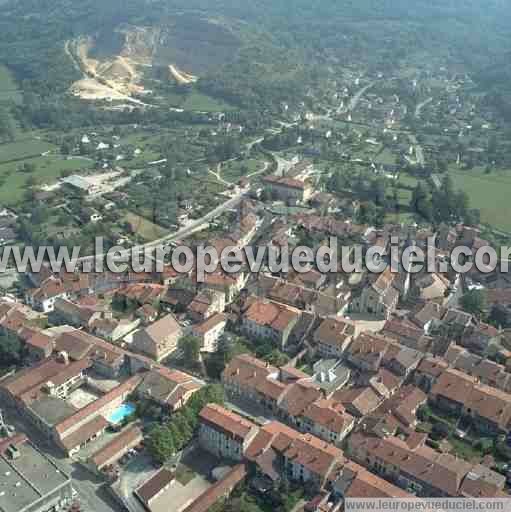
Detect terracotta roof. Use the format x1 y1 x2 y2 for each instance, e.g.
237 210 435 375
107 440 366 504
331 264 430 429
417 356 449 378
56 375 142 435
302 398 354 434
280 381 323 417
333 387 382 417
349 433 473 496
136 468 175 504
25 331 54 352
199 404 257 442
431 368 477 405
222 354 278 390
1 357 87 402
343 462 413 498
192 313 226 335
142 314 181 343
244 300 300 332
182 465 247 512
263 175 310 190
60 415 108 452
90 425 143 468
314 317 355 349
465 384 511 430
346 332 391 368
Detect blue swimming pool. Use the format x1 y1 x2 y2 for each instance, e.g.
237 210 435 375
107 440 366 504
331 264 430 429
107 402 136 424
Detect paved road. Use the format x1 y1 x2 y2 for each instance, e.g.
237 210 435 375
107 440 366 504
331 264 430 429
415 97 433 118
337 81 376 115
77 193 245 264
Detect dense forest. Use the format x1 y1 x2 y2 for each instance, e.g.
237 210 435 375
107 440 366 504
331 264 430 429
2 0 511 126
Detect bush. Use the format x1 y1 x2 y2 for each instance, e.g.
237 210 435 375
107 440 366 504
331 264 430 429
430 422 451 440
474 438 494 455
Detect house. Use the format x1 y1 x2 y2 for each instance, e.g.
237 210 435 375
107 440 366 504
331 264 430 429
241 299 301 350
462 322 500 354
137 367 202 412
344 332 392 373
181 465 247 512
52 298 104 329
21 329 54 362
89 425 143 472
200 270 248 304
90 316 141 342
54 375 142 455
313 318 356 359
245 421 345 491
300 398 355 446
53 329 126 378
188 290 225 322
371 385 427 432
0 435 74 512
413 356 449 393
348 432 474 497
222 354 280 407
381 343 422 378
333 387 383 418
198 404 259 461
350 268 399 319
430 368 478 415
136 304 159 325
411 302 445 334
26 277 68 313
263 175 314 205
135 468 176 509
132 314 182 362
332 461 413 499
191 313 227 353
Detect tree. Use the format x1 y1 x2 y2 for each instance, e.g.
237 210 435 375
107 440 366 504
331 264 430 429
461 289 487 318
0 333 22 368
147 425 176 463
179 335 201 367
489 304 511 328
0 107 16 142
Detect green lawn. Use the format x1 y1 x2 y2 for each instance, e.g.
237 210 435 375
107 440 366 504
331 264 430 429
181 91 234 112
222 159 263 181
448 165 511 231
0 138 55 162
123 212 169 241
0 155 94 204
0 65 21 103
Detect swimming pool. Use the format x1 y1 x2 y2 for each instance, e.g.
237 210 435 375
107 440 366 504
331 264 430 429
107 402 136 424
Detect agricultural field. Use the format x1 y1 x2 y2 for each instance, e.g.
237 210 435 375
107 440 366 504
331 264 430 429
448 165 511 232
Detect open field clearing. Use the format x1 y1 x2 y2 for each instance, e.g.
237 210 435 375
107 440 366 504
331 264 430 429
448 166 511 232
123 212 168 241
0 138 55 162
0 155 94 204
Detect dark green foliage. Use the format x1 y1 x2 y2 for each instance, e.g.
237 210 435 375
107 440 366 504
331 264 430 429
147 384 224 463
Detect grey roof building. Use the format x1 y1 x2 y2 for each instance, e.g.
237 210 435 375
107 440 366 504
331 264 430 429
0 435 73 512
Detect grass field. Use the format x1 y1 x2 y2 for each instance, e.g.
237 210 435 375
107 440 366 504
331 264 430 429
448 165 511 231
123 212 168 241
222 158 263 181
0 65 21 103
0 155 94 204
0 138 55 162
181 91 234 112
